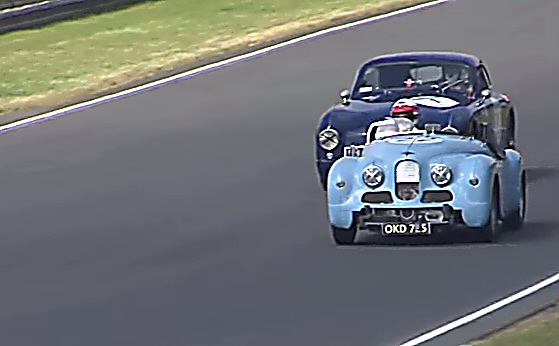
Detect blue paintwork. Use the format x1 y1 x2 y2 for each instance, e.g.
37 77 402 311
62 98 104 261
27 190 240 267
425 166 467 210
327 132 523 230
366 51 480 67
315 51 517 190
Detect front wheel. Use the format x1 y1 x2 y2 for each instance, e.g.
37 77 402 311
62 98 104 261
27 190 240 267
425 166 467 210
321 177 328 191
331 224 357 245
506 115 516 150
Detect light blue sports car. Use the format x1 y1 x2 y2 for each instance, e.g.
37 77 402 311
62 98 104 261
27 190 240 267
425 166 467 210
326 119 526 245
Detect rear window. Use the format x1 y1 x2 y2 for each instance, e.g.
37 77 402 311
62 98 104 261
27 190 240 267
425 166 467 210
409 65 443 84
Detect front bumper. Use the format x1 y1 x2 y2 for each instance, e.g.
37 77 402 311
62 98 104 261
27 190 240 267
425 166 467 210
328 188 491 230
353 204 463 233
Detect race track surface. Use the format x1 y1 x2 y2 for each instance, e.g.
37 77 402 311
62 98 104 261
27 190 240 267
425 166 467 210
1 0 559 345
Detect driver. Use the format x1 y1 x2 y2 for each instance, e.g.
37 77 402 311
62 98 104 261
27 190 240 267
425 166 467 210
370 117 422 141
390 98 420 125
367 117 421 142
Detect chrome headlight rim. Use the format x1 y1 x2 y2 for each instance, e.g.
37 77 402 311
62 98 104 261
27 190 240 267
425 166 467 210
318 128 340 151
431 163 452 186
362 164 384 188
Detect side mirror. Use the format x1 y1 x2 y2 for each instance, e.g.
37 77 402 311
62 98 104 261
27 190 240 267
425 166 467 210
340 89 350 105
476 89 491 106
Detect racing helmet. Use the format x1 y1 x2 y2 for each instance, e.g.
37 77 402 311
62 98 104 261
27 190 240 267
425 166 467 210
391 98 419 123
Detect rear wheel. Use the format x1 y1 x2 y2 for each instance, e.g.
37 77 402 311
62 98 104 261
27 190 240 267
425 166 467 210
479 184 500 243
469 120 479 138
503 170 526 230
331 223 357 245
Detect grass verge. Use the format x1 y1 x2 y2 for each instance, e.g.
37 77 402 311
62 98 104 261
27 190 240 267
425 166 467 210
0 0 431 116
469 301 559 346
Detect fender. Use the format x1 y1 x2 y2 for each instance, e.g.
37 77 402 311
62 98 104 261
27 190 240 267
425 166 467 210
327 157 361 205
502 149 523 217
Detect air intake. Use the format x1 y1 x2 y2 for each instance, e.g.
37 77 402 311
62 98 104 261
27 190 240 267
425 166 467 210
395 160 420 200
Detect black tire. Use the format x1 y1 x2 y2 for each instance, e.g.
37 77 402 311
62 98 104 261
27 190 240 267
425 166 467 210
331 224 357 245
502 170 526 231
506 114 516 150
479 184 501 243
322 177 328 191
469 120 479 138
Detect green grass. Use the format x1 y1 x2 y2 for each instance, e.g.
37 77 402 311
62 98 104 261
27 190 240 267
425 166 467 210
0 0 429 115
470 303 559 346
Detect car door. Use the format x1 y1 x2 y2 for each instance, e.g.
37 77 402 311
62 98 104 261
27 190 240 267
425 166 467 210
471 67 492 136
484 64 514 148
474 64 507 151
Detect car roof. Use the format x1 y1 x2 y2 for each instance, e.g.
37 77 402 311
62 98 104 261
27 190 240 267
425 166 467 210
365 51 481 67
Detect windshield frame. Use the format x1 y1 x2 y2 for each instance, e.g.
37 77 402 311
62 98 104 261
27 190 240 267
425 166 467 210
371 129 469 143
350 60 477 102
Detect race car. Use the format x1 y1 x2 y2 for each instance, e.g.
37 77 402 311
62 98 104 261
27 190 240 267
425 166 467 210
315 51 518 190
326 120 527 245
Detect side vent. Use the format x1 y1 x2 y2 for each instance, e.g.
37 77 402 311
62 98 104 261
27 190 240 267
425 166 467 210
362 191 394 204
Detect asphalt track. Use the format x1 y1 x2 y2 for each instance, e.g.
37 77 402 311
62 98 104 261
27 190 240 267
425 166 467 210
1 0 559 345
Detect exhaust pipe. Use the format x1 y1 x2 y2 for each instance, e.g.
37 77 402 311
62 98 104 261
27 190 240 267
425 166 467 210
400 209 415 221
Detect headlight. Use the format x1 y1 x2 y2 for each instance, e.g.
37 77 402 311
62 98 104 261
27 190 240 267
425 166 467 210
431 164 452 186
363 165 384 188
318 128 339 151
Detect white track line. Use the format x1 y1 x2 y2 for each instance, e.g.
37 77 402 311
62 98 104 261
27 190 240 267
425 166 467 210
0 0 448 134
10 1 558 345
1 1 50 15
399 272 559 345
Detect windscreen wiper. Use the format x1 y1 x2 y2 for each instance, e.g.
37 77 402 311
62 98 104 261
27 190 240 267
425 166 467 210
441 79 466 92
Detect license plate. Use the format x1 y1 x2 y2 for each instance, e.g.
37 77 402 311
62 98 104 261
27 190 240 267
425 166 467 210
381 223 431 236
343 146 364 157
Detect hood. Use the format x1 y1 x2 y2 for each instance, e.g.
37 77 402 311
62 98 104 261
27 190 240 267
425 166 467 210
324 96 470 141
361 133 491 164
326 101 393 132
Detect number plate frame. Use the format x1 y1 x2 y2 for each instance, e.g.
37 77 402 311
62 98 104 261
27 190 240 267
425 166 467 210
343 146 365 157
381 223 432 236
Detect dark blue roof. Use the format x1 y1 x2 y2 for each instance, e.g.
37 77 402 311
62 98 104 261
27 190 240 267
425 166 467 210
366 51 480 67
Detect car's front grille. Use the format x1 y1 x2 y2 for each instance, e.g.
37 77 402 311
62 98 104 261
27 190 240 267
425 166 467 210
396 183 420 200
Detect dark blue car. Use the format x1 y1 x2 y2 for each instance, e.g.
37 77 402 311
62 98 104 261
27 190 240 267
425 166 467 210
314 51 517 190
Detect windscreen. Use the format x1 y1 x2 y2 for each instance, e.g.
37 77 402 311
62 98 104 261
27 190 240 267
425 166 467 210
369 118 417 142
353 61 473 102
